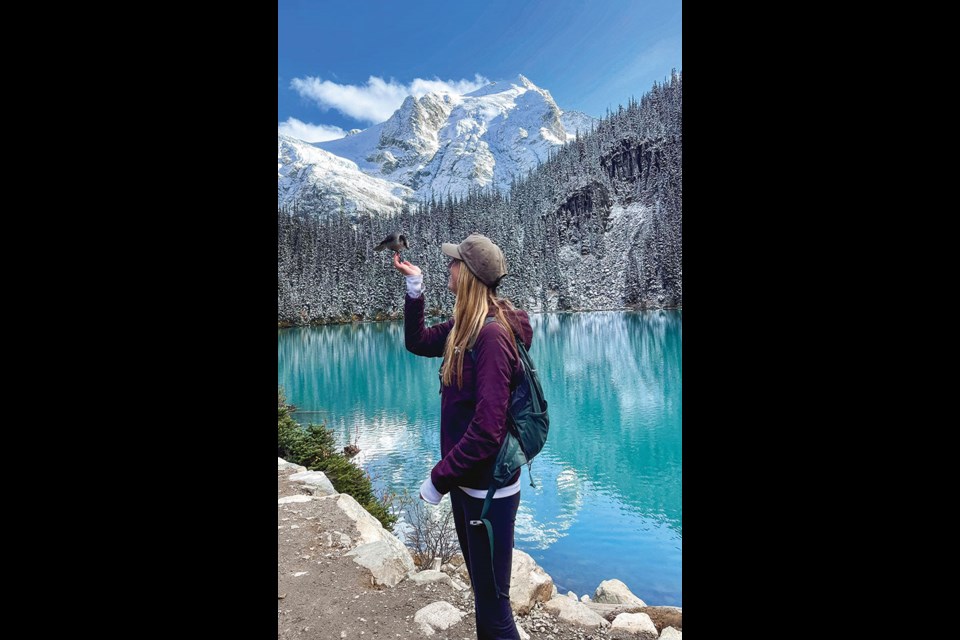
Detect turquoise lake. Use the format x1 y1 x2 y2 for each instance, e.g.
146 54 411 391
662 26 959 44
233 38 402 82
278 310 682 605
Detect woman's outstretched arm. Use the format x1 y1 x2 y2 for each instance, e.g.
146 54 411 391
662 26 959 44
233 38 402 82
394 253 452 357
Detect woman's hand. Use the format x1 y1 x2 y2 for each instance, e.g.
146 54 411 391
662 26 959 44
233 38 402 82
393 252 422 276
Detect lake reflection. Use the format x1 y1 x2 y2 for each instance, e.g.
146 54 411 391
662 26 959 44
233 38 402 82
278 310 681 604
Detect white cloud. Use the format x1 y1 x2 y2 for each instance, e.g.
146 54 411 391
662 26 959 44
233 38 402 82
277 118 348 143
290 74 489 124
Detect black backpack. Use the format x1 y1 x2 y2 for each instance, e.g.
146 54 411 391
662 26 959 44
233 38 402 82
468 317 549 595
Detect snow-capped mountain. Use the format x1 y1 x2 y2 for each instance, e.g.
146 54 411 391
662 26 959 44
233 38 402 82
278 134 415 215
312 75 599 201
561 110 597 138
279 71 683 321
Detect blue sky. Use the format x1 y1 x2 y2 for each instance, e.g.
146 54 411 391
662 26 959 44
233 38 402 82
278 0 681 142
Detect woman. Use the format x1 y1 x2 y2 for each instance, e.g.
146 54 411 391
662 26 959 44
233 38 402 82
393 233 532 640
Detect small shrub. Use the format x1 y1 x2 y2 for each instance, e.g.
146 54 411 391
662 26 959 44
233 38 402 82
278 386 396 530
398 489 460 569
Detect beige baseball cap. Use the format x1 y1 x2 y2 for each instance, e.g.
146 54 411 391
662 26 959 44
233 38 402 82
441 233 508 287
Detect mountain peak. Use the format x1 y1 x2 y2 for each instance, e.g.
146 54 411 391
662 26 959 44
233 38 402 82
463 74 540 99
514 73 536 89
307 77 599 203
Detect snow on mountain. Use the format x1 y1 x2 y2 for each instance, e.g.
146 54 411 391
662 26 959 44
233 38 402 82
560 110 597 140
314 75 599 200
277 134 415 216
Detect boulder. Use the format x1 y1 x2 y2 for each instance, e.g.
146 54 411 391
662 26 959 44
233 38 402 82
543 595 610 629
593 579 646 607
414 601 467 636
609 612 658 640
509 549 555 615
640 606 682 632
332 493 414 569
345 540 413 587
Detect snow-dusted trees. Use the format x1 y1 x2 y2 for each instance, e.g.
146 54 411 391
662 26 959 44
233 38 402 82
278 72 682 324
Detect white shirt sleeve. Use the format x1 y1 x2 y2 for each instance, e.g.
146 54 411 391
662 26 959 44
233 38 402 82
405 274 424 298
419 477 443 504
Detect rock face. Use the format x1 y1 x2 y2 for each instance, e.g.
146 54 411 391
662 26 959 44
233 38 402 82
287 470 336 496
593 579 647 607
659 627 682 640
543 595 610 629
414 601 467 636
609 612 658 640
509 549 556 615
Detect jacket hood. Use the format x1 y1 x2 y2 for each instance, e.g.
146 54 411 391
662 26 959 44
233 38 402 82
489 304 533 351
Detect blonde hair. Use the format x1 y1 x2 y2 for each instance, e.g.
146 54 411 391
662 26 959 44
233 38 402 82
441 262 518 389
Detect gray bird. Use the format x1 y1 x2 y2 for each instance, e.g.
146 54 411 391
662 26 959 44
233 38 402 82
374 232 409 259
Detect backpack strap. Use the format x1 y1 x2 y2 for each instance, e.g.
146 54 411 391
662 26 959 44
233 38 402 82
466 317 497 351
469 487 504 597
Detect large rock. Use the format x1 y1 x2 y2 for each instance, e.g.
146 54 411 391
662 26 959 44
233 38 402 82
593 579 647 607
278 495 313 505
332 493 413 561
414 601 467 636
509 549 555 615
659 627 682 640
278 457 306 472
333 492 415 585
609 612 658 640
345 540 413 587
543 595 610 629
287 470 337 496
641 606 682 632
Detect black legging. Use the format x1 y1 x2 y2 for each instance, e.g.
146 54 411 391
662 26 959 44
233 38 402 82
450 488 522 640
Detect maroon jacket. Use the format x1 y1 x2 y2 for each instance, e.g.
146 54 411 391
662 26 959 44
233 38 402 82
405 293 533 494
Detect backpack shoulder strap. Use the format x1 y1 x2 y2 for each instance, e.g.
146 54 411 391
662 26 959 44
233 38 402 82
467 317 498 353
